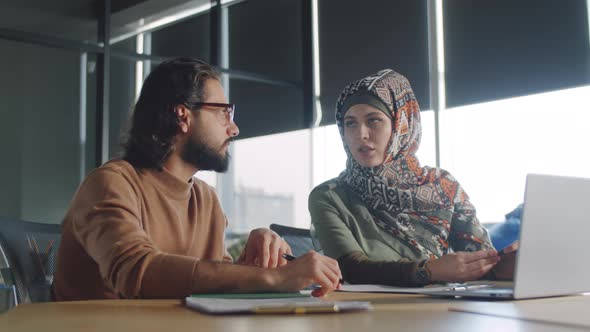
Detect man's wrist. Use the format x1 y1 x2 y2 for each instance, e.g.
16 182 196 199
261 268 281 291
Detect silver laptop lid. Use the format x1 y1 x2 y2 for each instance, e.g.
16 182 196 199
514 174 590 299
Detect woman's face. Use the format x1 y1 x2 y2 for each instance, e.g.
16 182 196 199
343 104 393 168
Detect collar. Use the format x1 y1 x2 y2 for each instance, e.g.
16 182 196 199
144 166 193 200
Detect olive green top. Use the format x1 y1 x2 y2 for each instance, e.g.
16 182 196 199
310 179 424 262
309 178 493 286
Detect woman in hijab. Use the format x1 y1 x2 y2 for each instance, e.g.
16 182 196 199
309 69 515 286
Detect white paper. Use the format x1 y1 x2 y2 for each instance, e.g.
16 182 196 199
337 283 468 294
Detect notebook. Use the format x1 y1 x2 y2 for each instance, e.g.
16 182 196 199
426 174 590 300
185 292 372 314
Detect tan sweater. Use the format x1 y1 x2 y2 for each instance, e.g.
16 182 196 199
52 159 232 301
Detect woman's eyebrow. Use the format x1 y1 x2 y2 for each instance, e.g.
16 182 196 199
361 112 386 118
344 112 384 120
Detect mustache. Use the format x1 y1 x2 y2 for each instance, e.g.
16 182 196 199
224 137 235 145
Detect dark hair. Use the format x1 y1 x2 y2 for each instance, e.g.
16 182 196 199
123 57 220 169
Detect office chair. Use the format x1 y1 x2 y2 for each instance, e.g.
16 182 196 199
269 223 322 257
1 244 18 310
0 217 61 304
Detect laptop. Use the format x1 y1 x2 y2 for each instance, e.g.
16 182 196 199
428 173 590 300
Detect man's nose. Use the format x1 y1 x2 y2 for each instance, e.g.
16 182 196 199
228 120 239 137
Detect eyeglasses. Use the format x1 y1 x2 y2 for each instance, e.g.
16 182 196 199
191 102 235 125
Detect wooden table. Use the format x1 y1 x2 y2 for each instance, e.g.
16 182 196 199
0 292 585 332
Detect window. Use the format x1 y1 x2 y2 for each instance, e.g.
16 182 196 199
0 39 95 223
228 129 312 232
195 171 218 188
318 0 430 125
439 85 590 222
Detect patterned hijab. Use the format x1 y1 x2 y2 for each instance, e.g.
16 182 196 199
336 69 491 259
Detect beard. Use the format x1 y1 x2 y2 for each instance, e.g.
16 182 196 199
181 132 232 172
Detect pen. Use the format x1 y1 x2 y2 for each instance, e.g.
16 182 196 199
282 253 297 261
282 254 344 284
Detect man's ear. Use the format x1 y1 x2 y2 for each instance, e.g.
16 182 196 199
174 105 191 133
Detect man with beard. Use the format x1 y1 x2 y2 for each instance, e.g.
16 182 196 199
52 58 341 300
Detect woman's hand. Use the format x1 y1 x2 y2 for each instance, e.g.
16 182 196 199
493 241 519 280
427 249 500 283
271 251 342 297
237 228 292 268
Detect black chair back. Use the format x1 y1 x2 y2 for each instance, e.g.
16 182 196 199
269 223 321 257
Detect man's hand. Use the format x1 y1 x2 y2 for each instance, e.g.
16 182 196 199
427 249 500 283
271 251 342 297
237 228 292 268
